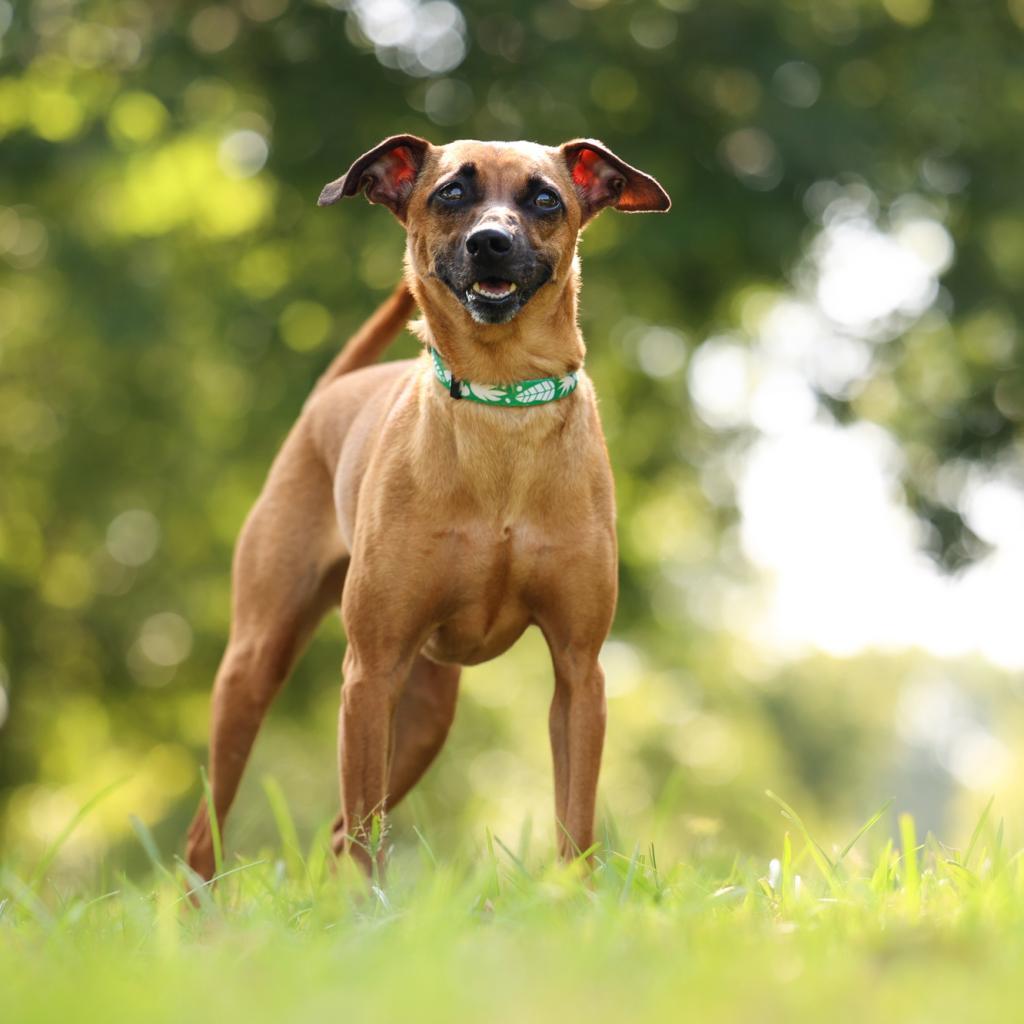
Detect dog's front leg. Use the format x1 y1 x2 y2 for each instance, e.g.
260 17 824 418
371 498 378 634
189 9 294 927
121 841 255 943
547 645 607 861
332 644 408 875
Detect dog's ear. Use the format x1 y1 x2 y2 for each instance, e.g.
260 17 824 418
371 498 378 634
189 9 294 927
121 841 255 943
318 134 432 221
560 140 671 225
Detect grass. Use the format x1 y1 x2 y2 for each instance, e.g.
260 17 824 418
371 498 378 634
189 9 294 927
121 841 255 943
3 793 1024 1023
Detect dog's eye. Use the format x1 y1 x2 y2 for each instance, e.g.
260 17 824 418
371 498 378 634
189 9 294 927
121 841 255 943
438 182 465 203
534 189 561 210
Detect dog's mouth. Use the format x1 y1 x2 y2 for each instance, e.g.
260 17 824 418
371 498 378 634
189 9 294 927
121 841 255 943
459 273 531 324
468 278 518 303
437 263 551 325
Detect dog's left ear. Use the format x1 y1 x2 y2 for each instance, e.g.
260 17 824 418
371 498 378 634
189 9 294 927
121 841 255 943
318 134 432 222
561 140 671 224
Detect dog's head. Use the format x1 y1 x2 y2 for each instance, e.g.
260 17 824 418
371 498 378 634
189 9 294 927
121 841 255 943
318 137 670 326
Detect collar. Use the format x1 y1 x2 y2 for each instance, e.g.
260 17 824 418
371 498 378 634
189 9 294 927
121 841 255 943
428 346 580 407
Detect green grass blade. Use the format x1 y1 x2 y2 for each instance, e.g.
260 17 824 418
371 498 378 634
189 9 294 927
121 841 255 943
129 815 175 882
492 834 531 879
486 828 503 899
648 843 661 896
837 798 893 862
556 819 582 859
870 838 894 894
174 857 217 913
27 777 128 890
619 841 642 904
412 825 438 868
899 813 920 914
199 765 224 879
262 776 304 879
1 869 55 928
516 816 533 866
600 805 621 859
765 790 840 896
306 820 332 889
781 830 793 909
173 857 266 910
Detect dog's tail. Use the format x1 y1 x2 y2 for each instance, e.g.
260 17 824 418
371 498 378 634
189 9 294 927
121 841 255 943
311 279 416 394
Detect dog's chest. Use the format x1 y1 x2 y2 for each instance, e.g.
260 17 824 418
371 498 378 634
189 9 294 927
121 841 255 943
419 518 560 665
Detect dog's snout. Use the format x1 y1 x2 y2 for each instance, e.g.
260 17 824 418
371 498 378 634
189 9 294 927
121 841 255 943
466 227 513 260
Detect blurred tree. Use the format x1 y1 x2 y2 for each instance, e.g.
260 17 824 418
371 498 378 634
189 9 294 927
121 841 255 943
1 0 1023 864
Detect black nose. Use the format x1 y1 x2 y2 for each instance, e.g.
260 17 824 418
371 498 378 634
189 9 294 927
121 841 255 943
466 227 513 260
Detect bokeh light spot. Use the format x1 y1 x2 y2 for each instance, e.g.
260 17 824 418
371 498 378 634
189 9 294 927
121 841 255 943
636 326 688 379
189 5 240 53
629 10 678 50
590 67 639 113
242 0 289 22
279 300 332 352
882 0 932 28
235 245 290 299
29 87 84 141
106 509 161 567
688 336 752 429
40 552 94 610
772 61 821 108
107 91 168 146
719 128 782 190
218 129 270 178
345 0 467 77
424 78 474 126
138 612 194 668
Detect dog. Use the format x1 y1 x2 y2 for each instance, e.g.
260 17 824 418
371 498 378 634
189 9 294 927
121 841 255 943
185 135 670 879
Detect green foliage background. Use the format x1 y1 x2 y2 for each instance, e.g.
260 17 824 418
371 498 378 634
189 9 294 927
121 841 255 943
2 0 1024 873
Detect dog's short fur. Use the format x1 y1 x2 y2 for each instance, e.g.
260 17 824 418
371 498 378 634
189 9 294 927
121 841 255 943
185 137 670 878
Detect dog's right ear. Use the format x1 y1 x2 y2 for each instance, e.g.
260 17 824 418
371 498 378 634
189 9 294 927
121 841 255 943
318 134 431 222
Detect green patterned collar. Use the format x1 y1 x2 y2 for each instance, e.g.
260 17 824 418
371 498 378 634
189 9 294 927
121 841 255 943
428 347 580 407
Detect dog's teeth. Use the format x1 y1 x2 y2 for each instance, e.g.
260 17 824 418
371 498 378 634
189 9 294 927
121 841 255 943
472 281 517 298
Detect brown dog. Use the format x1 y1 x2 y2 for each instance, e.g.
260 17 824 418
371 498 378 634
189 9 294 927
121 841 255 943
185 136 670 879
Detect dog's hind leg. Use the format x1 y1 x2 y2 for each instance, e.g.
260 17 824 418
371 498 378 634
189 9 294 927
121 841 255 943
387 655 460 806
186 425 346 881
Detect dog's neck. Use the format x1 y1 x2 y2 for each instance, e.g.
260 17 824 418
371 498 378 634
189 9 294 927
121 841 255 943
407 269 586 386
